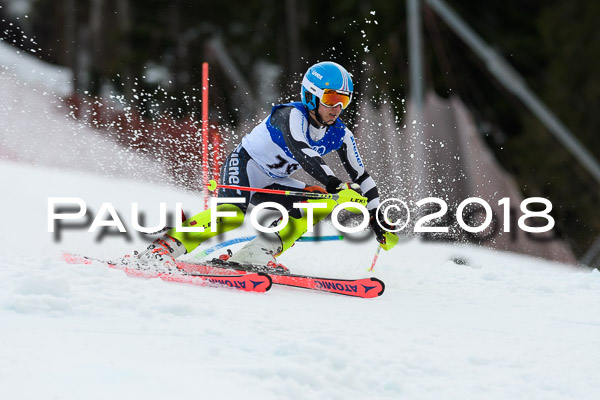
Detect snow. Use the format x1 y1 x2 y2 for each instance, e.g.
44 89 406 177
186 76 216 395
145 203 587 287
0 39 71 96
1 40 600 400
1 159 600 400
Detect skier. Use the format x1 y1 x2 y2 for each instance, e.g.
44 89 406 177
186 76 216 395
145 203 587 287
133 61 398 270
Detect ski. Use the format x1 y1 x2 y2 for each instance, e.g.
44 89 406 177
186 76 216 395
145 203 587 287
62 252 272 293
270 274 384 298
176 258 385 298
62 252 384 298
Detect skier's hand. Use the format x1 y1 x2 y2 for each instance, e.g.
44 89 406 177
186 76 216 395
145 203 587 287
304 185 328 194
326 177 362 194
369 208 399 250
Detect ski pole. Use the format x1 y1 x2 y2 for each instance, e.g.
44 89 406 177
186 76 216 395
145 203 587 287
367 244 382 272
207 179 367 204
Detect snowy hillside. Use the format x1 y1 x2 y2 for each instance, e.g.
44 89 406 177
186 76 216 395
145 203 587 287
0 40 171 183
1 158 600 400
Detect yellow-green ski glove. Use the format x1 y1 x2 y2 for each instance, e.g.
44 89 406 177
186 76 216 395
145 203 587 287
369 208 399 251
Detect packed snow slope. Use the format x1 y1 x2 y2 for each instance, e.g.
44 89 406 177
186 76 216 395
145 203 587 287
1 159 599 400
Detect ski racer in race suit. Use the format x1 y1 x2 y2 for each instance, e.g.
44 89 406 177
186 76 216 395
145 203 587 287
135 61 398 270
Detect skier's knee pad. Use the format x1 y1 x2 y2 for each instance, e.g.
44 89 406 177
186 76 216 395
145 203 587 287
167 204 245 252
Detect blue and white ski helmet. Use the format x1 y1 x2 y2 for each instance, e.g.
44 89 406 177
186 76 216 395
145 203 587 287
301 61 354 111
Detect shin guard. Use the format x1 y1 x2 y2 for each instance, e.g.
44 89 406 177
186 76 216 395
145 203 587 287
167 204 245 253
276 198 338 255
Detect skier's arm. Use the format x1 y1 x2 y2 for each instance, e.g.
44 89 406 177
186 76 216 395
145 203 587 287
270 107 338 187
337 129 380 210
337 130 398 249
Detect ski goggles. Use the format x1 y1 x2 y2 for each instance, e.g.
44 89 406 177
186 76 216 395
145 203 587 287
303 75 353 109
320 89 352 109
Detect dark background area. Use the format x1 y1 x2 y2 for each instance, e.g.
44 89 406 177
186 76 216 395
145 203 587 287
1 0 598 258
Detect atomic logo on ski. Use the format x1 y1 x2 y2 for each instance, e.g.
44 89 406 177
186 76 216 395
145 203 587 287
250 280 267 289
361 285 377 293
314 280 359 293
207 278 246 289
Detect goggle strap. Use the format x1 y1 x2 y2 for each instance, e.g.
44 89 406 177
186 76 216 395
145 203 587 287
302 75 324 98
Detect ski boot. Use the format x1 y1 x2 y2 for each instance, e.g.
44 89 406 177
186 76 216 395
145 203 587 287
130 235 187 273
214 238 290 274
